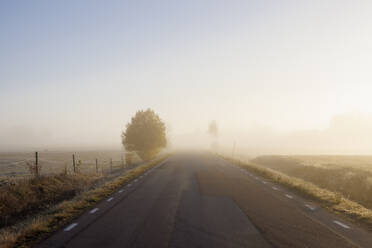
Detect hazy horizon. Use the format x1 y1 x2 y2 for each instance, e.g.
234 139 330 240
2 1 372 154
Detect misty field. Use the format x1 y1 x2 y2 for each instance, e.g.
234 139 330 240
252 155 372 210
0 150 139 184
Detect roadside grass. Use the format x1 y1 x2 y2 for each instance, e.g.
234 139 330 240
0 173 103 230
0 155 169 248
252 155 372 209
222 156 372 231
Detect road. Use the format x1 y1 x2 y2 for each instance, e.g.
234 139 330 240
39 153 372 248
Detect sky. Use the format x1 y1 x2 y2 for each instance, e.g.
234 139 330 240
1 1 372 153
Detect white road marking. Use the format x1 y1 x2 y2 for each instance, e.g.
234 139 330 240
305 204 316 211
64 223 78 231
107 197 114 202
134 179 138 182
255 177 259 180
90 208 99 214
262 181 267 184
333 220 350 229
285 194 293 199
118 189 124 193
272 186 279 191
127 184 132 187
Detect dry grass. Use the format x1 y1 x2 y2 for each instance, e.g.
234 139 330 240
0 173 103 229
0 155 169 248
252 155 372 209
223 156 372 231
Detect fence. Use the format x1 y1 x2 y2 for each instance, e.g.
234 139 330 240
0 150 141 183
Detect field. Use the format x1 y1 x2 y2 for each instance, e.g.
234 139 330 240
251 155 372 210
0 150 141 183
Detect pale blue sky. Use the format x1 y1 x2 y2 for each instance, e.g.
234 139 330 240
1 1 372 151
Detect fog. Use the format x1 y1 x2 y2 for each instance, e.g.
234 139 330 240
2 1 372 155
1 112 372 155
168 112 372 156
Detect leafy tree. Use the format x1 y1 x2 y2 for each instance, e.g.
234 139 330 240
122 109 166 161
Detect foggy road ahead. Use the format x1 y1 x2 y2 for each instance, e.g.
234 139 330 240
39 154 372 248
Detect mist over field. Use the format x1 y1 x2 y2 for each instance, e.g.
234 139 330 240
169 112 372 155
1 112 372 155
2 1 372 156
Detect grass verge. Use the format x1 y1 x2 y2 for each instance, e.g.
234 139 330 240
0 174 103 230
252 155 372 209
0 155 169 248
222 156 372 231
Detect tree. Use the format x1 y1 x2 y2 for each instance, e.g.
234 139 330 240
208 120 218 151
208 120 218 138
122 109 166 161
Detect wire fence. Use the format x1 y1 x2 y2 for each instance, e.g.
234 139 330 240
0 150 141 184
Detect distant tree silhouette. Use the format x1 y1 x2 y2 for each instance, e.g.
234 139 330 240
122 109 166 161
208 120 218 151
208 120 218 138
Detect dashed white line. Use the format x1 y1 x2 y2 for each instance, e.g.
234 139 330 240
333 220 350 229
272 186 279 191
107 197 114 202
90 208 99 214
118 189 124 193
285 194 293 199
134 179 138 182
305 204 316 211
64 223 78 231
127 184 132 187
262 181 267 184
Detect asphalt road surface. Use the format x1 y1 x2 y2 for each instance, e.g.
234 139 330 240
39 153 372 248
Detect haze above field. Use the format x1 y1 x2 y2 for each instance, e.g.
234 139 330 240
1 1 372 154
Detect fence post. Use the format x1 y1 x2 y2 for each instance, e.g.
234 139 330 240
110 158 113 173
35 152 38 166
72 154 76 173
95 159 98 173
35 151 39 176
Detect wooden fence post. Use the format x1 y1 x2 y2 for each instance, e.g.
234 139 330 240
35 152 38 166
72 154 76 173
35 151 39 176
